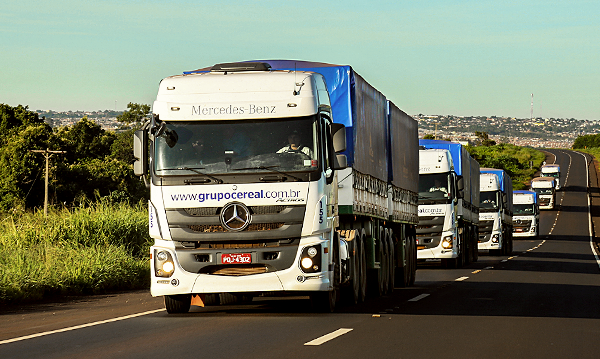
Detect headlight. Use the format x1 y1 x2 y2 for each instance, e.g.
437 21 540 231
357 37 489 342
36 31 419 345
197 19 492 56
441 236 453 249
300 245 321 273
491 234 499 243
155 250 175 278
530 226 536 232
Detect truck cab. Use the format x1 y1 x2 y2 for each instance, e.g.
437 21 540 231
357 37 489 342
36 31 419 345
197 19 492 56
512 190 539 238
541 164 560 190
478 169 513 255
417 140 480 268
530 177 556 210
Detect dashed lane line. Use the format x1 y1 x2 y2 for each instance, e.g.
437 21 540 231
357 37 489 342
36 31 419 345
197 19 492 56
304 328 353 346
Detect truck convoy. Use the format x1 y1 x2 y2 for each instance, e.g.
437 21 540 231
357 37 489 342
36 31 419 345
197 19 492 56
530 177 556 210
512 190 539 239
478 169 513 255
541 164 561 190
416 140 480 268
133 60 419 313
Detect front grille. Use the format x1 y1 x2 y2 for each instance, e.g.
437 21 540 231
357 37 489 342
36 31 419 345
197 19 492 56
188 223 285 233
184 206 286 217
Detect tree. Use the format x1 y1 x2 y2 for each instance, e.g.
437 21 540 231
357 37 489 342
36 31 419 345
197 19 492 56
56 117 115 164
474 131 496 147
423 134 435 139
117 103 151 125
0 124 55 211
0 104 45 140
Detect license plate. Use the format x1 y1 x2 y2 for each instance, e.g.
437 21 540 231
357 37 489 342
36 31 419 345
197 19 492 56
222 253 251 264
515 228 524 232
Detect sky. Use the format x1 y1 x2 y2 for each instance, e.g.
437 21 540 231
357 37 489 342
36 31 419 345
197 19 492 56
1 0 599 120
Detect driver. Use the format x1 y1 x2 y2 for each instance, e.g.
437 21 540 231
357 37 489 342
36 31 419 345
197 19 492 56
277 131 313 157
429 179 447 193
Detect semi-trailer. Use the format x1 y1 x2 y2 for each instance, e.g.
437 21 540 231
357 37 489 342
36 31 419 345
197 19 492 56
133 60 419 313
512 190 539 239
416 140 480 268
478 168 513 255
530 177 556 210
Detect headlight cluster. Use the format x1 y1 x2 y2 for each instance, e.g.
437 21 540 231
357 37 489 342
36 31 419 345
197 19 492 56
530 226 536 233
155 250 175 278
441 235 453 249
491 234 499 243
300 245 321 273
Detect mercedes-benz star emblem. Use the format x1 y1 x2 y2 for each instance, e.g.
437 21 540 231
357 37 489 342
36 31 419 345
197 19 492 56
220 202 251 231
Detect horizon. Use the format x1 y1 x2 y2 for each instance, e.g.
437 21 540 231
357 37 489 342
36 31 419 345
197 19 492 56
2 1 599 120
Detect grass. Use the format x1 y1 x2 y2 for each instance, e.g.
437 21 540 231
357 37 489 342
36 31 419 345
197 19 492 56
0 200 151 304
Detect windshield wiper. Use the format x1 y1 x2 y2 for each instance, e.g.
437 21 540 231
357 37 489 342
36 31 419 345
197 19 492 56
178 166 224 184
231 165 303 182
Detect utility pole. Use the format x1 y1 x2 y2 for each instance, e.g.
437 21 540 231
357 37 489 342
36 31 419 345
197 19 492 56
30 149 67 217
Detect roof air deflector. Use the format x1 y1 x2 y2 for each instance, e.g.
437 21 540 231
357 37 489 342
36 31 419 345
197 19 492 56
210 62 272 73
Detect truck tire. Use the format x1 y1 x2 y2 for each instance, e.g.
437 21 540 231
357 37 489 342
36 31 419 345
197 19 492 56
395 229 413 287
344 230 361 305
380 228 390 295
368 229 385 297
164 294 191 314
409 234 417 286
311 289 337 312
387 230 395 293
358 229 367 303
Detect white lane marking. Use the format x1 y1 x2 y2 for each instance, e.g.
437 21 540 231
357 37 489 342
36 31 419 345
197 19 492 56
455 276 469 281
408 293 430 302
0 309 165 345
304 328 353 346
575 151 600 271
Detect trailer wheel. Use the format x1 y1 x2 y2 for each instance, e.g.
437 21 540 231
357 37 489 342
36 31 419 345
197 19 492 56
164 294 191 314
409 234 417 286
348 230 361 305
380 228 390 295
387 230 395 293
395 230 409 287
358 230 367 302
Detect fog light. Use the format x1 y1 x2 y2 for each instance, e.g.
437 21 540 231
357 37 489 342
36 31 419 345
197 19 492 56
154 249 175 278
301 257 313 269
441 236 453 249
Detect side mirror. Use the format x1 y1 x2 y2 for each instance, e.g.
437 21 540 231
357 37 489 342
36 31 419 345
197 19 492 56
133 129 148 177
331 123 346 153
456 177 464 199
333 154 347 170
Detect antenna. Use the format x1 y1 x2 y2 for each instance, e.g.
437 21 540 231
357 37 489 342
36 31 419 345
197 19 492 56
530 93 534 121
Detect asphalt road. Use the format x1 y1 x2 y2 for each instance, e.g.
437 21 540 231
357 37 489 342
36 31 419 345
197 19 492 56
1 149 599 359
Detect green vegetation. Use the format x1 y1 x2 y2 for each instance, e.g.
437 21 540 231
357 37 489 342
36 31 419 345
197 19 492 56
467 143 545 190
0 200 151 304
0 103 151 304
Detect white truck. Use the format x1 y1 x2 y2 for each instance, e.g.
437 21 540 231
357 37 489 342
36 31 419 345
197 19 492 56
512 190 539 239
541 164 561 190
133 61 419 313
478 169 513 255
416 140 480 268
530 177 556 210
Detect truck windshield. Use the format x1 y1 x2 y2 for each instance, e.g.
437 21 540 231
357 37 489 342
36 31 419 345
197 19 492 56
480 191 499 211
532 188 553 195
514 204 535 215
541 172 559 178
418 173 451 204
153 116 319 176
